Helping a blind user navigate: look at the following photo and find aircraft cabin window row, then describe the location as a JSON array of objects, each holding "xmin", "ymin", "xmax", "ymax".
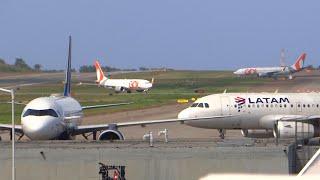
[
  {"xmin": 234, "ymin": 104, "xmax": 320, "ymax": 109},
  {"xmin": 190, "ymin": 103, "xmax": 209, "ymax": 108},
  {"xmin": 23, "ymin": 109, "xmax": 59, "ymax": 117}
]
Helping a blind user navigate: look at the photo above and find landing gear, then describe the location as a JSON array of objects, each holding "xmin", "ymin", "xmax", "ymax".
[
  {"xmin": 218, "ymin": 129, "xmax": 226, "ymax": 139},
  {"xmin": 288, "ymin": 74, "xmax": 293, "ymax": 80}
]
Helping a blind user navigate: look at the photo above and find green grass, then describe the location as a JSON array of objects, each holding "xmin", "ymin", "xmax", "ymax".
[{"xmin": 0, "ymin": 70, "xmax": 271, "ymax": 124}]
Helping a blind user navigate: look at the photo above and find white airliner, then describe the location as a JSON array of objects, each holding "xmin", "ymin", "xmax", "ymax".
[
  {"xmin": 94, "ymin": 60, "xmax": 153, "ymax": 93},
  {"xmin": 178, "ymin": 92, "xmax": 320, "ymax": 139},
  {"xmin": 233, "ymin": 53, "xmax": 307, "ymax": 79}
]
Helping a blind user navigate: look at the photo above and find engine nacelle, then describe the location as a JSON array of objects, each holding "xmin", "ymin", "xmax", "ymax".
[
  {"xmin": 98, "ymin": 129, "xmax": 125, "ymax": 140},
  {"xmin": 274, "ymin": 121, "xmax": 319, "ymax": 139},
  {"xmin": 241, "ymin": 129, "xmax": 274, "ymax": 138},
  {"xmin": 114, "ymin": 86, "xmax": 125, "ymax": 93}
]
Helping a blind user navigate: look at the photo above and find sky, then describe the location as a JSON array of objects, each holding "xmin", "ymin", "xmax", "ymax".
[{"xmin": 0, "ymin": 0, "xmax": 319, "ymax": 70}]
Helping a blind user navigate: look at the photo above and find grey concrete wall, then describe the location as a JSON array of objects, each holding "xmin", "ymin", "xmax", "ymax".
[{"xmin": 0, "ymin": 145, "xmax": 288, "ymax": 180}]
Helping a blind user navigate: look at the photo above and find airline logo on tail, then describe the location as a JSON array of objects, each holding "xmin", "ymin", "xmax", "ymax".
[
  {"xmin": 94, "ymin": 60, "xmax": 107, "ymax": 84},
  {"xmin": 291, "ymin": 53, "xmax": 307, "ymax": 71}
]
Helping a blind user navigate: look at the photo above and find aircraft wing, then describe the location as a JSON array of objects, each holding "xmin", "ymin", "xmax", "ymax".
[
  {"xmin": 82, "ymin": 102, "xmax": 133, "ymax": 110},
  {"xmin": 0, "ymin": 124, "xmax": 23, "ymax": 134},
  {"xmin": 72, "ymin": 115, "xmax": 232, "ymax": 135},
  {"xmin": 77, "ymin": 82, "xmax": 98, "ymax": 86}
]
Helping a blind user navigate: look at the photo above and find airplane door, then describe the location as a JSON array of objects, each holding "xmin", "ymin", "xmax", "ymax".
[{"xmin": 220, "ymin": 96, "xmax": 231, "ymax": 115}]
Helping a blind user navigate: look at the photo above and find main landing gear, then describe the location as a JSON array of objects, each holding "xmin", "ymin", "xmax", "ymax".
[{"xmin": 218, "ymin": 129, "xmax": 226, "ymax": 139}]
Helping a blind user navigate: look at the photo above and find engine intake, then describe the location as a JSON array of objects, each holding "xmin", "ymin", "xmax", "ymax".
[
  {"xmin": 273, "ymin": 121, "xmax": 320, "ymax": 139},
  {"xmin": 98, "ymin": 130, "xmax": 124, "ymax": 140},
  {"xmin": 241, "ymin": 129, "xmax": 274, "ymax": 138}
]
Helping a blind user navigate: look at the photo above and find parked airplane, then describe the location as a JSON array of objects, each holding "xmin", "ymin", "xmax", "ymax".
[
  {"xmin": 178, "ymin": 92, "xmax": 320, "ymax": 139},
  {"xmin": 233, "ymin": 53, "xmax": 307, "ymax": 79},
  {"xmin": 94, "ymin": 60, "xmax": 153, "ymax": 93},
  {"xmin": 0, "ymin": 36, "xmax": 222, "ymax": 140}
]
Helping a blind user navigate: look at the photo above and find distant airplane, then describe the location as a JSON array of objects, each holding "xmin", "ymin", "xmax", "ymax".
[
  {"xmin": 233, "ymin": 53, "xmax": 307, "ymax": 79},
  {"xmin": 178, "ymin": 91, "xmax": 320, "ymax": 139},
  {"xmin": 94, "ymin": 60, "xmax": 153, "ymax": 93}
]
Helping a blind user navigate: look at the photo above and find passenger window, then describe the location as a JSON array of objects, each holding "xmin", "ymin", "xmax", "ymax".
[
  {"xmin": 248, "ymin": 105, "xmax": 251, "ymax": 108},
  {"xmin": 266, "ymin": 104, "xmax": 269, "ymax": 108},
  {"xmin": 198, "ymin": 103, "xmax": 204, "ymax": 108},
  {"xmin": 303, "ymin": 104, "xmax": 306, "ymax": 108},
  {"xmin": 298, "ymin": 104, "xmax": 301, "ymax": 107},
  {"xmin": 284, "ymin": 104, "xmax": 287, "ymax": 108},
  {"xmin": 317, "ymin": 104, "xmax": 319, "ymax": 108},
  {"xmin": 204, "ymin": 103, "xmax": 209, "ymax": 108},
  {"xmin": 307, "ymin": 104, "xmax": 310, "ymax": 108},
  {"xmin": 234, "ymin": 105, "xmax": 237, "ymax": 108},
  {"xmin": 291, "ymin": 104, "xmax": 293, "ymax": 108}
]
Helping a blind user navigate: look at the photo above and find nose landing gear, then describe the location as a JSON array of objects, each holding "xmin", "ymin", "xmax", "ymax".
[{"xmin": 218, "ymin": 129, "xmax": 226, "ymax": 139}]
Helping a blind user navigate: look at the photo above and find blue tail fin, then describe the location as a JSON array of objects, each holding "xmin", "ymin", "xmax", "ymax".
[{"xmin": 63, "ymin": 36, "xmax": 72, "ymax": 96}]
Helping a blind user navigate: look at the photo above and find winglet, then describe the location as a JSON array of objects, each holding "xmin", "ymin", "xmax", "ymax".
[
  {"xmin": 291, "ymin": 53, "xmax": 307, "ymax": 71},
  {"xmin": 94, "ymin": 60, "xmax": 107, "ymax": 84},
  {"xmin": 63, "ymin": 36, "xmax": 72, "ymax": 97}
]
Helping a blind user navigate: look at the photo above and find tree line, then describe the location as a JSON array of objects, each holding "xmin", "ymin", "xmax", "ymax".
[
  {"xmin": 0, "ymin": 57, "xmax": 173, "ymax": 73},
  {"xmin": 0, "ymin": 58, "xmax": 42, "ymax": 72}
]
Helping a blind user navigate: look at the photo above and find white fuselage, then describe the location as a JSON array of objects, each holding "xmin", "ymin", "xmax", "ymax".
[
  {"xmin": 178, "ymin": 93, "xmax": 320, "ymax": 129},
  {"xmin": 21, "ymin": 96, "xmax": 83, "ymax": 140},
  {"xmin": 100, "ymin": 79, "xmax": 152, "ymax": 92},
  {"xmin": 233, "ymin": 67, "xmax": 290, "ymax": 77}
]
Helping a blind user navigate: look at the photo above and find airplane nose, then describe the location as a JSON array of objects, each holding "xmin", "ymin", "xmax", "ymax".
[
  {"xmin": 178, "ymin": 109, "xmax": 190, "ymax": 119},
  {"xmin": 22, "ymin": 117, "xmax": 63, "ymax": 140}
]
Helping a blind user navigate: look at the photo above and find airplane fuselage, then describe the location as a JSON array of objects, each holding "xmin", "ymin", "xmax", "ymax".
[
  {"xmin": 100, "ymin": 78, "xmax": 153, "ymax": 92},
  {"xmin": 178, "ymin": 93, "xmax": 320, "ymax": 130},
  {"xmin": 233, "ymin": 66, "xmax": 292, "ymax": 77}
]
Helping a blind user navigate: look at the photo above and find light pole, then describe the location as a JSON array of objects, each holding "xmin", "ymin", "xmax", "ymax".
[{"xmin": 0, "ymin": 88, "xmax": 15, "ymax": 180}]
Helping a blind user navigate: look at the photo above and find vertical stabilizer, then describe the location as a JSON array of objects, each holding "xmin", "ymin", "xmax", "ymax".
[
  {"xmin": 291, "ymin": 53, "xmax": 307, "ymax": 71},
  {"xmin": 63, "ymin": 36, "xmax": 72, "ymax": 96},
  {"xmin": 94, "ymin": 60, "xmax": 108, "ymax": 84}
]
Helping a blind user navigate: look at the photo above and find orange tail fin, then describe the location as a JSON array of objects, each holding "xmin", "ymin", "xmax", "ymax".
[{"xmin": 94, "ymin": 60, "xmax": 107, "ymax": 83}]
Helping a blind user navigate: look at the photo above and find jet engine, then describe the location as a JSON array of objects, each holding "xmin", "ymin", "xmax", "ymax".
[
  {"xmin": 273, "ymin": 121, "xmax": 320, "ymax": 139},
  {"xmin": 241, "ymin": 129, "xmax": 274, "ymax": 138},
  {"xmin": 98, "ymin": 129, "xmax": 124, "ymax": 140},
  {"xmin": 114, "ymin": 86, "xmax": 125, "ymax": 93}
]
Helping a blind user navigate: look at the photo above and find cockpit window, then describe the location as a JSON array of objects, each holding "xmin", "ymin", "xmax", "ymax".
[
  {"xmin": 204, "ymin": 103, "xmax": 209, "ymax": 108},
  {"xmin": 191, "ymin": 103, "xmax": 198, "ymax": 107},
  {"xmin": 23, "ymin": 109, "xmax": 59, "ymax": 117},
  {"xmin": 198, "ymin": 103, "xmax": 204, "ymax": 108}
]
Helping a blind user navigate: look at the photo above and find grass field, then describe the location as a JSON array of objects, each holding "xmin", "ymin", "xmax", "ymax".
[{"xmin": 0, "ymin": 70, "xmax": 270, "ymax": 124}]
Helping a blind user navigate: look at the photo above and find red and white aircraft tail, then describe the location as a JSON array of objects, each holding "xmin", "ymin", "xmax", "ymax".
[
  {"xmin": 94, "ymin": 60, "xmax": 108, "ymax": 84},
  {"xmin": 291, "ymin": 53, "xmax": 307, "ymax": 71}
]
